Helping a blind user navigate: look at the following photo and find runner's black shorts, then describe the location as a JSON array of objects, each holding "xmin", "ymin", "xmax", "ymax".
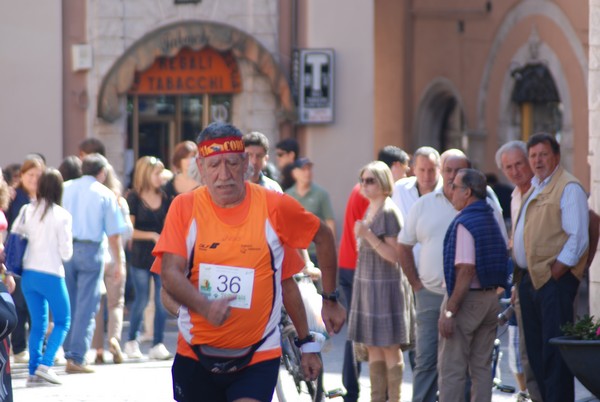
[{"xmin": 172, "ymin": 354, "xmax": 279, "ymax": 402}]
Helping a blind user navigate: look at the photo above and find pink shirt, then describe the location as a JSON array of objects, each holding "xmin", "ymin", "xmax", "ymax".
[{"xmin": 455, "ymin": 223, "xmax": 482, "ymax": 289}]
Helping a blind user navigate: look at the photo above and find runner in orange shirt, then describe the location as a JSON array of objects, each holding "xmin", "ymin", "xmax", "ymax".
[{"xmin": 153, "ymin": 122, "xmax": 345, "ymax": 402}]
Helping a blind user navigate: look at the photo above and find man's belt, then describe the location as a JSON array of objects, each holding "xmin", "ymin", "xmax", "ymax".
[
  {"xmin": 73, "ymin": 238, "xmax": 100, "ymax": 244},
  {"xmin": 469, "ymin": 286, "xmax": 498, "ymax": 292}
]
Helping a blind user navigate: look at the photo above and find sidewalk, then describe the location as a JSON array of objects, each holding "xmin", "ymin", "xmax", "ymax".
[{"xmin": 12, "ymin": 316, "xmax": 599, "ymax": 402}]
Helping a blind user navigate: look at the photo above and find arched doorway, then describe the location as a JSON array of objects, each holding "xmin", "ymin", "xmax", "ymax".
[{"xmin": 415, "ymin": 79, "xmax": 467, "ymax": 152}]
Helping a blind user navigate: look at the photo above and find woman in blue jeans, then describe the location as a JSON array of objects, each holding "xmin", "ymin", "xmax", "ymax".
[
  {"xmin": 14, "ymin": 168, "xmax": 73, "ymax": 385},
  {"xmin": 124, "ymin": 156, "xmax": 171, "ymax": 360}
]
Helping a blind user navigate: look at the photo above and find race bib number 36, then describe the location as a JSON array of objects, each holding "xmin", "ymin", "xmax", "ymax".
[{"xmin": 198, "ymin": 264, "xmax": 255, "ymax": 309}]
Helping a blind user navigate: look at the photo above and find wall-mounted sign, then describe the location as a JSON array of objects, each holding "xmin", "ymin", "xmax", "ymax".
[
  {"xmin": 129, "ymin": 47, "xmax": 241, "ymax": 95},
  {"xmin": 293, "ymin": 49, "xmax": 334, "ymax": 124}
]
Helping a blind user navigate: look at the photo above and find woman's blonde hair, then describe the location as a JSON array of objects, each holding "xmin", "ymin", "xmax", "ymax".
[
  {"xmin": 102, "ymin": 164, "xmax": 123, "ymax": 197},
  {"xmin": 133, "ymin": 156, "xmax": 164, "ymax": 194},
  {"xmin": 359, "ymin": 161, "xmax": 394, "ymax": 197}
]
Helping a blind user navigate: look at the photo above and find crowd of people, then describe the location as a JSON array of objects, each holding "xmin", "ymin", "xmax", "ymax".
[{"xmin": 0, "ymin": 123, "xmax": 595, "ymax": 402}]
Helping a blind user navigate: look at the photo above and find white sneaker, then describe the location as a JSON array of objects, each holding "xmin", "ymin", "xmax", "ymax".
[
  {"xmin": 35, "ymin": 364, "xmax": 62, "ymax": 384},
  {"xmin": 13, "ymin": 350, "xmax": 29, "ymax": 364},
  {"xmin": 26, "ymin": 375, "xmax": 45, "ymax": 388},
  {"xmin": 148, "ymin": 343, "xmax": 172, "ymax": 360},
  {"xmin": 54, "ymin": 346, "xmax": 66, "ymax": 365},
  {"xmin": 124, "ymin": 340, "xmax": 143, "ymax": 359}
]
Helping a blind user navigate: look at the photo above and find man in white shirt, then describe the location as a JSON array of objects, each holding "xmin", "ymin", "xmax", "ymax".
[
  {"xmin": 496, "ymin": 140, "xmax": 541, "ymax": 402},
  {"xmin": 392, "ymin": 146, "xmax": 442, "ymax": 222},
  {"xmin": 398, "ymin": 149, "xmax": 506, "ymax": 402}
]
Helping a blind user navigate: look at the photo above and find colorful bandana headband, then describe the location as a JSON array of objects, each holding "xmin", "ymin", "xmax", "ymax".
[{"xmin": 198, "ymin": 136, "xmax": 245, "ymax": 157}]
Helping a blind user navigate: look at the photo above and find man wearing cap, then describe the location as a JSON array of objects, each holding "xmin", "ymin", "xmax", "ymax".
[
  {"xmin": 155, "ymin": 122, "xmax": 345, "ymax": 402},
  {"xmin": 285, "ymin": 157, "xmax": 336, "ymax": 266}
]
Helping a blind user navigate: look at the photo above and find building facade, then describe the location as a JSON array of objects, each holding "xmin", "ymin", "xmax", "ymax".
[{"xmin": 2, "ymin": 1, "xmax": 598, "ymax": 315}]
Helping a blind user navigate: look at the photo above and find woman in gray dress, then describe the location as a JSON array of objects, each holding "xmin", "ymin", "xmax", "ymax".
[{"xmin": 348, "ymin": 160, "xmax": 408, "ymax": 402}]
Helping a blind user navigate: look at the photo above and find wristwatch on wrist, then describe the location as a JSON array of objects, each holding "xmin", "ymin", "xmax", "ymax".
[
  {"xmin": 444, "ymin": 309, "xmax": 454, "ymax": 319},
  {"xmin": 321, "ymin": 289, "xmax": 340, "ymax": 302},
  {"xmin": 294, "ymin": 334, "xmax": 315, "ymax": 348}
]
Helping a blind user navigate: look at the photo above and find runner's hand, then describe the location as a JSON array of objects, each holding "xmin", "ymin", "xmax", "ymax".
[
  {"xmin": 205, "ymin": 295, "xmax": 236, "ymax": 327},
  {"xmin": 300, "ymin": 352, "xmax": 322, "ymax": 381},
  {"xmin": 321, "ymin": 300, "xmax": 346, "ymax": 335}
]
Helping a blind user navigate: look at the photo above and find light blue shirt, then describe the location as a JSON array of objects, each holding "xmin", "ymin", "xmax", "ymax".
[
  {"xmin": 513, "ymin": 167, "xmax": 589, "ymax": 268},
  {"xmin": 62, "ymin": 175, "xmax": 126, "ymax": 242}
]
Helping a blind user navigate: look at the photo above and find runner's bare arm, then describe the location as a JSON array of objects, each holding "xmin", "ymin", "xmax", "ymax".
[
  {"xmin": 282, "ymin": 277, "xmax": 310, "ymax": 339},
  {"xmin": 160, "ymin": 287, "xmax": 181, "ymax": 317},
  {"xmin": 161, "ymin": 252, "xmax": 234, "ymax": 326},
  {"xmin": 312, "ymin": 220, "xmax": 346, "ymax": 334},
  {"xmin": 282, "ymin": 277, "xmax": 322, "ymax": 381}
]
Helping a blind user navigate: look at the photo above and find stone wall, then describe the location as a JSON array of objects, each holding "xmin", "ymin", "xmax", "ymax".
[{"xmin": 85, "ymin": 0, "xmax": 280, "ymax": 177}]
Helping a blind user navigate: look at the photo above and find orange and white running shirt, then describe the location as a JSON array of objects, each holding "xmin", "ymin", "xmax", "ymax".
[{"xmin": 152, "ymin": 182, "xmax": 319, "ymax": 364}]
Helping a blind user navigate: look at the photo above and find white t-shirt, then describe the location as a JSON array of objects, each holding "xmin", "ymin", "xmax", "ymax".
[
  {"xmin": 392, "ymin": 176, "xmax": 443, "ymax": 269},
  {"xmin": 398, "ymin": 189, "xmax": 457, "ymax": 294},
  {"xmin": 398, "ymin": 188, "xmax": 507, "ymax": 294}
]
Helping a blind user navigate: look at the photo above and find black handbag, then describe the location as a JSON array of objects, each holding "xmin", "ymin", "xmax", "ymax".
[{"xmin": 4, "ymin": 206, "xmax": 28, "ymax": 276}]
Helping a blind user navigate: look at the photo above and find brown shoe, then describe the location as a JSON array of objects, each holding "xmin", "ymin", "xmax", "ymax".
[
  {"xmin": 66, "ymin": 359, "xmax": 95, "ymax": 374},
  {"xmin": 94, "ymin": 353, "xmax": 105, "ymax": 365},
  {"xmin": 109, "ymin": 337, "xmax": 124, "ymax": 364}
]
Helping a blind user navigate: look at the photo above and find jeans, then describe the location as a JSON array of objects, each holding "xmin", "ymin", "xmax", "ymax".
[
  {"xmin": 22, "ymin": 270, "xmax": 71, "ymax": 375},
  {"xmin": 63, "ymin": 242, "xmax": 104, "ymax": 365},
  {"xmin": 519, "ymin": 270, "xmax": 578, "ymax": 402},
  {"xmin": 412, "ymin": 288, "xmax": 444, "ymax": 402},
  {"xmin": 339, "ymin": 268, "xmax": 361, "ymax": 402},
  {"xmin": 128, "ymin": 267, "xmax": 166, "ymax": 345}
]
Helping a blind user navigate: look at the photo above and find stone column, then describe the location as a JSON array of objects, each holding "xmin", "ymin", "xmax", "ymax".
[{"xmin": 588, "ymin": 0, "xmax": 600, "ymax": 318}]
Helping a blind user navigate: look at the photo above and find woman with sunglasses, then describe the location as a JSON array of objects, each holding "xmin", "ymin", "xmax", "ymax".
[
  {"xmin": 124, "ymin": 156, "xmax": 172, "ymax": 361},
  {"xmin": 348, "ymin": 161, "xmax": 410, "ymax": 402}
]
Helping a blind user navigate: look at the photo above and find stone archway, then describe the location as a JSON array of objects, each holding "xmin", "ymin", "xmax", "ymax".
[
  {"xmin": 415, "ymin": 78, "xmax": 466, "ymax": 152},
  {"xmin": 97, "ymin": 20, "xmax": 295, "ymax": 123}
]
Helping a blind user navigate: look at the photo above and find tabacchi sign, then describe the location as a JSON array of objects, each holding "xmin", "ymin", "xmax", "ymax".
[
  {"xmin": 129, "ymin": 47, "xmax": 241, "ymax": 95},
  {"xmin": 293, "ymin": 49, "xmax": 335, "ymax": 124}
]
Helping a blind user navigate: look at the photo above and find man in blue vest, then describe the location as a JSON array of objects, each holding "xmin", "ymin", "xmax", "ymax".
[{"xmin": 438, "ymin": 168, "xmax": 508, "ymax": 402}]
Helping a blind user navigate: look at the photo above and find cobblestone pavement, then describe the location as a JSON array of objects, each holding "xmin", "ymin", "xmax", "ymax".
[{"xmin": 11, "ymin": 318, "xmax": 598, "ymax": 402}]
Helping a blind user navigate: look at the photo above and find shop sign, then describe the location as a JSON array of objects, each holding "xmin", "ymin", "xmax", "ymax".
[
  {"xmin": 293, "ymin": 49, "xmax": 334, "ymax": 124},
  {"xmin": 129, "ymin": 47, "xmax": 241, "ymax": 95}
]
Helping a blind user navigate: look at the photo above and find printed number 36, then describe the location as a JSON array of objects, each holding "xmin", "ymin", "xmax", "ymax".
[{"xmin": 217, "ymin": 275, "xmax": 242, "ymax": 294}]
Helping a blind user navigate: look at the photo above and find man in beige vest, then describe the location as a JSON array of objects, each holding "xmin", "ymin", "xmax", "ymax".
[{"xmin": 512, "ymin": 133, "xmax": 589, "ymax": 402}]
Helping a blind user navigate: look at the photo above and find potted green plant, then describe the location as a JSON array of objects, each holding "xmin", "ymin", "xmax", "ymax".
[{"xmin": 549, "ymin": 315, "xmax": 600, "ymax": 398}]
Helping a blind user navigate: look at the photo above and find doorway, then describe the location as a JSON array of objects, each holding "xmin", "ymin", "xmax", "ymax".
[{"xmin": 126, "ymin": 93, "xmax": 232, "ymax": 177}]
